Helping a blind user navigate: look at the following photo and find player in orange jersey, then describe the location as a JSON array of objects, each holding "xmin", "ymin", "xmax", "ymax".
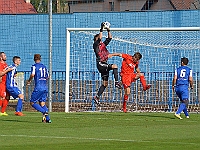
[
  {"xmin": 0, "ymin": 52, "xmax": 13, "ymax": 116},
  {"xmin": 109, "ymin": 52, "xmax": 151, "ymax": 112}
]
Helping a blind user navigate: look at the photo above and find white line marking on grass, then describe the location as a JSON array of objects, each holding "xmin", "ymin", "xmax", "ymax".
[
  {"xmin": 186, "ymin": 121, "xmax": 198, "ymax": 122},
  {"xmin": 96, "ymin": 118, "xmax": 110, "ymax": 120},
  {"xmin": 64, "ymin": 117, "xmax": 109, "ymax": 120},
  {"xmin": 64, "ymin": 117, "xmax": 170, "ymax": 122},
  {"xmin": 0, "ymin": 135, "xmax": 198, "ymax": 145},
  {"xmin": 64, "ymin": 117, "xmax": 80, "ymax": 119},
  {"xmin": 0, "ymin": 134, "xmax": 144, "ymax": 142}
]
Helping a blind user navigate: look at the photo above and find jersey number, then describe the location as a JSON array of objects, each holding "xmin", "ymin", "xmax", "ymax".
[
  {"xmin": 39, "ymin": 67, "xmax": 46, "ymax": 78},
  {"xmin": 180, "ymin": 69, "xmax": 186, "ymax": 77}
]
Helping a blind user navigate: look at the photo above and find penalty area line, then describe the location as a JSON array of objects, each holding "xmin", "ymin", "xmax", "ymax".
[
  {"xmin": 0, "ymin": 134, "xmax": 198, "ymax": 145},
  {"xmin": 0, "ymin": 134, "xmax": 140, "ymax": 143}
]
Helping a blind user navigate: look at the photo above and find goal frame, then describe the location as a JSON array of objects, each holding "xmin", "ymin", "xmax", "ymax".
[{"xmin": 65, "ymin": 27, "xmax": 200, "ymax": 113}]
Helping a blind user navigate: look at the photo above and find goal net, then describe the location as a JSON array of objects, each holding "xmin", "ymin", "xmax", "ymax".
[{"xmin": 65, "ymin": 27, "xmax": 200, "ymax": 113}]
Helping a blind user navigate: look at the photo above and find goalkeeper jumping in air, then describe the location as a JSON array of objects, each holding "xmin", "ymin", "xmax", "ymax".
[
  {"xmin": 109, "ymin": 52, "xmax": 151, "ymax": 112},
  {"xmin": 93, "ymin": 22, "xmax": 122, "ymax": 106}
]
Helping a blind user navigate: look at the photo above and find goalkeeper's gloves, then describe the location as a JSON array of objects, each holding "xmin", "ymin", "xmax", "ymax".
[{"xmin": 100, "ymin": 22, "xmax": 104, "ymax": 32}]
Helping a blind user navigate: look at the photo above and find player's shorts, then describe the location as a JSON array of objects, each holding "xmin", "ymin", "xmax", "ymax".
[
  {"xmin": 0, "ymin": 84, "xmax": 6, "ymax": 98},
  {"xmin": 175, "ymin": 85, "xmax": 189, "ymax": 101},
  {"xmin": 97, "ymin": 61, "xmax": 113, "ymax": 81},
  {"xmin": 6, "ymin": 87, "xmax": 22, "ymax": 99},
  {"xmin": 30, "ymin": 90, "xmax": 48, "ymax": 103},
  {"xmin": 121, "ymin": 74, "xmax": 136, "ymax": 89}
]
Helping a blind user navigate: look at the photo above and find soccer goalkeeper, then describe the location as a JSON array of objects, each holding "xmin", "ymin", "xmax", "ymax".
[
  {"xmin": 109, "ymin": 52, "xmax": 151, "ymax": 112},
  {"xmin": 93, "ymin": 22, "xmax": 122, "ymax": 105}
]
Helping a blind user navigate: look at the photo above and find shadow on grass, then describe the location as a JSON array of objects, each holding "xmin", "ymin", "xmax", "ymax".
[
  {"xmin": 0, "ymin": 119, "xmax": 42, "ymax": 123},
  {"xmin": 134, "ymin": 114, "xmax": 175, "ymax": 119},
  {"xmin": 73, "ymin": 112, "xmax": 176, "ymax": 119}
]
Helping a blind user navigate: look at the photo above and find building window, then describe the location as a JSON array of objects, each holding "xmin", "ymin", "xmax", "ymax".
[
  {"xmin": 142, "ymin": 0, "xmax": 158, "ymax": 10},
  {"xmin": 109, "ymin": 2, "xmax": 114, "ymax": 11}
]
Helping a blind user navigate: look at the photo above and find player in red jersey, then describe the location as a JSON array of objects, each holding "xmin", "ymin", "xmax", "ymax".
[
  {"xmin": 109, "ymin": 52, "xmax": 151, "ymax": 112},
  {"xmin": 0, "ymin": 52, "xmax": 13, "ymax": 116}
]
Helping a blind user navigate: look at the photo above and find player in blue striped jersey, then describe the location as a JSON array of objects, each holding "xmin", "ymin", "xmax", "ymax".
[
  {"xmin": 172, "ymin": 57, "xmax": 193, "ymax": 119},
  {"xmin": 27, "ymin": 54, "xmax": 51, "ymax": 123},
  {"xmin": 6, "ymin": 56, "xmax": 25, "ymax": 116}
]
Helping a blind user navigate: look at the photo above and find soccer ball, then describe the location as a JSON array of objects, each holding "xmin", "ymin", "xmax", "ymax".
[{"xmin": 103, "ymin": 21, "xmax": 111, "ymax": 29}]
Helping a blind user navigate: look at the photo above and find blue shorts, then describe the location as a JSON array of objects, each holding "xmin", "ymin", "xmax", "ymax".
[
  {"xmin": 175, "ymin": 85, "xmax": 189, "ymax": 101},
  {"xmin": 7, "ymin": 87, "xmax": 22, "ymax": 99},
  {"xmin": 30, "ymin": 90, "xmax": 48, "ymax": 103}
]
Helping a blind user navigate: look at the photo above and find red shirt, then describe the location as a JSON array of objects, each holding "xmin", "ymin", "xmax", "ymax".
[
  {"xmin": 0, "ymin": 61, "xmax": 8, "ymax": 85},
  {"xmin": 120, "ymin": 54, "xmax": 139, "ymax": 75}
]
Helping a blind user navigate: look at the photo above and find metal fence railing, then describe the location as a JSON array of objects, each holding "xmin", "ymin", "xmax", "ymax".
[{"xmin": 21, "ymin": 71, "xmax": 199, "ymax": 112}]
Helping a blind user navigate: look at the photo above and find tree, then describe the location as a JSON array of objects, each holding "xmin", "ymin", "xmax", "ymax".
[{"xmin": 31, "ymin": 0, "xmax": 58, "ymax": 13}]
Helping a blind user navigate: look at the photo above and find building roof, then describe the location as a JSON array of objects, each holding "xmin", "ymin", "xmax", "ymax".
[
  {"xmin": 170, "ymin": 0, "xmax": 193, "ymax": 10},
  {"xmin": 0, "ymin": 0, "xmax": 37, "ymax": 14}
]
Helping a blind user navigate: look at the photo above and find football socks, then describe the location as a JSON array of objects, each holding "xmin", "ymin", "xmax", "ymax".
[
  {"xmin": 16, "ymin": 98, "xmax": 23, "ymax": 112},
  {"xmin": 32, "ymin": 103, "xmax": 46, "ymax": 114}
]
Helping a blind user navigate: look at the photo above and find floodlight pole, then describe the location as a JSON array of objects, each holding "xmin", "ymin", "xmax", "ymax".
[{"xmin": 48, "ymin": 0, "xmax": 53, "ymax": 112}]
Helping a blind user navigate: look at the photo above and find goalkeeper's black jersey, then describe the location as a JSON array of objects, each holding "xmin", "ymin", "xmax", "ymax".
[{"xmin": 93, "ymin": 38, "xmax": 111, "ymax": 62}]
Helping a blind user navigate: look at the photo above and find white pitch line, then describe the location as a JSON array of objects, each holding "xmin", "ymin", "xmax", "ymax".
[
  {"xmin": 64, "ymin": 117, "xmax": 170, "ymax": 122},
  {"xmin": 0, "ymin": 134, "xmax": 199, "ymax": 145},
  {"xmin": 0, "ymin": 134, "xmax": 143, "ymax": 142}
]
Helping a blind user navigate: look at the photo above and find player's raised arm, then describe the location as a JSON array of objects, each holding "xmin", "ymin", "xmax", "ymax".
[
  {"xmin": 100, "ymin": 22, "xmax": 112, "ymax": 39},
  {"xmin": 99, "ymin": 22, "xmax": 104, "ymax": 40},
  {"xmin": 98, "ymin": 22, "xmax": 111, "ymax": 46},
  {"xmin": 107, "ymin": 25, "xmax": 112, "ymax": 39},
  {"xmin": 93, "ymin": 22, "xmax": 104, "ymax": 42}
]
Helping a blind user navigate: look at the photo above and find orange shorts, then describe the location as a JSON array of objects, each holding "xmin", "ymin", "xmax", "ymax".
[{"xmin": 121, "ymin": 74, "xmax": 136, "ymax": 89}]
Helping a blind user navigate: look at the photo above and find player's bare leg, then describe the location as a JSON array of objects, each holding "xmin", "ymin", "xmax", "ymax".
[
  {"xmin": 135, "ymin": 73, "xmax": 151, "ymax": 91},
  {"xmin": 123, "ymin": 87, "xmax": 130, "ymax": 113},
  {"xmin": 0, "ymin": 97, "xmax": 4, "ymax": 116},
  {"xmin": 1, "ymin": 99, "xmax": 9, "ymax": 116},
  {"xmin": 0, "ymin": 99, "xmax": 2, "ymax": 108}
]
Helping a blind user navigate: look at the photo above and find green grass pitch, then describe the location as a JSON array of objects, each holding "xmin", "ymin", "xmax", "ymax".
[{"xmin": 0, "ymin": 111, "xmax": 200, "ymax": 150}]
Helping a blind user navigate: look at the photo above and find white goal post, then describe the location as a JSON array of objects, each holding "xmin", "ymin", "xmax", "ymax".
[{"xmin": 65, "ymin": 27, "xmax": 200, "ymax": 113}]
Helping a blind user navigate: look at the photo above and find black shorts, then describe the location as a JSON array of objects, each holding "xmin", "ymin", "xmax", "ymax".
[{"xmin": 97, "ymin": 61, "xmax": 113, "ymax": 81}]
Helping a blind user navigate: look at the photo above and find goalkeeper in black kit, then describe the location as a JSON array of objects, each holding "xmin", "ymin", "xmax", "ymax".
[{"xmin": 93, "ymin": 22, "xmax": 122, "ymax": 106}]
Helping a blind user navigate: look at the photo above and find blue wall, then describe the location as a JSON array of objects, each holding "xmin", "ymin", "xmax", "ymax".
[{"xmin": 0, "ymin": 10, "xmax": 199, "ymax": 71}]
